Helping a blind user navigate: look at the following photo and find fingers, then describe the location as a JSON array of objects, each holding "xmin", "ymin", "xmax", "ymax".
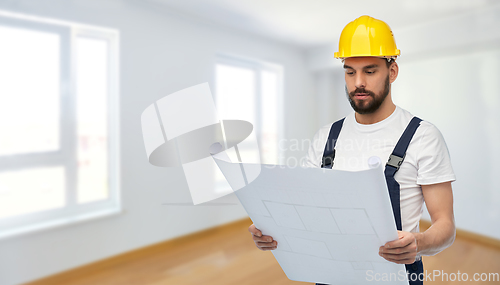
[
  {"xmin": 379, "ymin": 231, "xmax": 418, "ymax": 264},
  {"xmin": 255, "ymin": 240, "xmax": 278, "ymax": 251},
  {"xmin": 379, "ymin": 243, "xmax": 417, "ymax": 255},
  {"xmin": 248, "ymin": 224, "xmax": 277, "ymax": 251},
  {"xmin": 248, "ymin": 224, "xmax": 262, "ymax": 237},
  {"xmin": 380, "ymin": 254, "xmax": 416, "ymax": 264},
  {"xmin": 382, "ymin": 231, "xmax": 416, "ymax": 250},
  {"xmin": 380, "ymin": 251, "xmax": 415, "ymax": 260},
  {"xmin": 384, "ymin": 235, "xmax": 412, "ymax": 249},
  {"xmin": 254, "ymin": 236, "xmax": 277, "ymax": 251},
  {"xmin": 252, "ymin": 234, "xmax": 273, "ymax": 243},
  {"xmin": 379, "ymin": 246, "xmax": 417, "ymax": 264}
]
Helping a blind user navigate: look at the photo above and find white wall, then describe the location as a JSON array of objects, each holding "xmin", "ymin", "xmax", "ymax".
[
  {"xmin": 313, "ymin": 69, "xmax": 350, "ymax": 128},
  {"xmin": 394, "ymin": 48, "xmax": 500, "ymax": 239},
  {"xmin": 307, "ymin": 5, "xmax": 500, "ymax": 240},
  {"xmin": 0, "ymin": 1, "xmax": 315, "ymax": 284},
  {"xmin": 393, "ymin": 6, "xmax": 500, "ymax": 240}
]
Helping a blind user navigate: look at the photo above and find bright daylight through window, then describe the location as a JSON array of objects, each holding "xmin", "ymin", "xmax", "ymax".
[
  {"xmin": 214, "ymin": 55, "xmax": 283, "ymax": 191},
  {"xmin": 0, "ymin": 11, "xmax": 120, "ymax": 238}
]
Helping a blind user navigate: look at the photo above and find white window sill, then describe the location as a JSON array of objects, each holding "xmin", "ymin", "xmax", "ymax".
[{"xmin": 0, "ymin": 207, "xmax": 123, "ymax": 241}]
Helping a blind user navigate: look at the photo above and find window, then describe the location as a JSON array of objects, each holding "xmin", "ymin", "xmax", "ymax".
[
  {"xmin": 214, "ymin": 54, "xmax": 284, "ymax": 190},
  {"xmin": 0, "ymin": 11, "xmax": 120, "ymax": 239}
]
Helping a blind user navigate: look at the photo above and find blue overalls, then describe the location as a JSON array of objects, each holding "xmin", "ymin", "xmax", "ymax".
[{"xmin": 316, "ymin": 117, "xmax": 424, "ymax": 285}]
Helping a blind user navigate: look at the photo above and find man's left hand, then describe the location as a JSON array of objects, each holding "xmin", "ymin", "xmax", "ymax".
[{"xmin": 379, "ymin": 231, "xmax": 418, "ymax": 264}]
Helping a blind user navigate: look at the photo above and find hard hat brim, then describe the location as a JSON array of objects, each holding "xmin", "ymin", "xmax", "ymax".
[{"xmin": 334, "ymin": 49, "xmax": 401, "ymax": 59}]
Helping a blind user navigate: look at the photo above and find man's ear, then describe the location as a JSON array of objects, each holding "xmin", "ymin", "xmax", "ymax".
[{"xmin": 389, "ymin": 62, "xmax": 399, "ymax": 83}]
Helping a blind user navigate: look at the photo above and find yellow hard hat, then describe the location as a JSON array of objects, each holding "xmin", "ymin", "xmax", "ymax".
[{"xmin": 334, "ymin": 15, "xmax": 400, "ymax": 59}]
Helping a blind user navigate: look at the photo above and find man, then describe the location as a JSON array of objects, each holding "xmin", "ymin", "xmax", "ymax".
[{"xmin": 248, "ymin": 15, "xmax": 456, "ymax": 284}]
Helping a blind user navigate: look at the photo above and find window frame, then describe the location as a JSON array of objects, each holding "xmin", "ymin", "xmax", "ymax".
[
  {"xmin": 0, "ymin": 11, "xmax": 121, "ymax": 240},
  {"xmin": 213, "ymin": 53, "xmax": 285, "ymax": 165}
]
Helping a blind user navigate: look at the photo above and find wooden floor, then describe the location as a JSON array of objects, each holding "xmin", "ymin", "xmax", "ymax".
[{"xmin": 26, "ymin": 218, "xmax": 500, "ymax": 285}]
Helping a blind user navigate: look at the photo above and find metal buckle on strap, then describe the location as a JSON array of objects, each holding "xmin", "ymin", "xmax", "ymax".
[
  {"xmin": 386, "ymin": 153, "xmax": 405, "ymax": 170},
  {"xmin": 321, "ymin": 150, "xmax": 335, "ymax": 168}
]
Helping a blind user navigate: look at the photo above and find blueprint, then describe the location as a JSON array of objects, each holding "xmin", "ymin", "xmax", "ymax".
[{"xmin": 211, "ymin": 147, "xmax": 408, "ymax": 284}]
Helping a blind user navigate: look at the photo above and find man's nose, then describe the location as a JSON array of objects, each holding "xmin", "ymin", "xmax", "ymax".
[{"xmin": 355, "ymin": 73, "xmax": 366, "ymax": 89}]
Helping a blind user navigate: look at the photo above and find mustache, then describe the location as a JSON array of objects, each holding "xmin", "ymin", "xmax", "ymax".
[{"xmin": 349, "ymin": 88, "xmax": 375, "ymax": 97}]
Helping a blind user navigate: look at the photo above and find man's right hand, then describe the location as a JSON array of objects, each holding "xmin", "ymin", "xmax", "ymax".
[{"xmin": 248, "ymin": 224, "xmax": 277, "ymax": 251}]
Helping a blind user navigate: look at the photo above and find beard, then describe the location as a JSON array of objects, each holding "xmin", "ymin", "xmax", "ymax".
[{"xmin": 345, "ymin": 75, "xmax": 390, "ymax": 114}]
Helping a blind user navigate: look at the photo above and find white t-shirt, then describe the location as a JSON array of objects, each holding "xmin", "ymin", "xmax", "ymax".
[{"xmin": 303, "ymin": 106, "xmax": 456, "ymax": 233}]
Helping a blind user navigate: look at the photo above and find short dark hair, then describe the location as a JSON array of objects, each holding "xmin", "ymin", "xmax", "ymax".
[{"xmin": 385, "ymin": 59, "xmax": 395, "ymax": 68}]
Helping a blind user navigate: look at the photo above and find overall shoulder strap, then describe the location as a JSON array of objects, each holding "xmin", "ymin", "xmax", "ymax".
[
  {"xmin": 385, "ymin": 116, "xmax": 423, "ymax": 174},
  {"xmin": 321, "ymin": 118, "xmax": 345, "ymax": 169},
  {"xmin": 385, "ymin": 116, "xmax": 423, "ymax": 233}
]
